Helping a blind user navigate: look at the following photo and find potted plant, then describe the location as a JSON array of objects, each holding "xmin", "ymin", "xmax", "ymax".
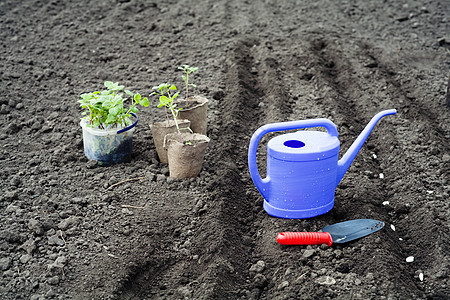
[
  {"xmin": 176, "ymin": 65, "xmax": 209, "ymax": 135},
  {"xmin": 78, "ymin": 81, "xmax": 149, "ymax": 166},
  {"xmin": 149, "ymin": 83, "xmax": 191, "ymax": 164},
  {"xmin": 151, "ymin": 83, "xmax": 209, "ymax": 178},
  {"xmin": 164, "ymin": 131, "xmax": 210, "ymax": 179}
]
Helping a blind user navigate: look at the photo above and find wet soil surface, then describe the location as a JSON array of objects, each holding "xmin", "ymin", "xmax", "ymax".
[{"xmin": 1, "ymin": 0, "xmax": 449, "ymax": 299}]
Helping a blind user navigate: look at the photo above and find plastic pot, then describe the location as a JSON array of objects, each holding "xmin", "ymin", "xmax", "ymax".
[{"xmin": 80, "ymin": 113, "xmax": 138, "ymax": 166}]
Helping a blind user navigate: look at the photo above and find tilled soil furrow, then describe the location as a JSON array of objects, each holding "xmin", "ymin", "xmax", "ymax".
[
  {"xmin": 169, "ymin": 37, "xmax": 266, "ymax": 298},
  {"xmin": 84, "ymin": 4, "xmax": 269, "ymax": 299},
  {"xmin": 356, "ymin": 45, "xmax": 450, "ymax": 297}
]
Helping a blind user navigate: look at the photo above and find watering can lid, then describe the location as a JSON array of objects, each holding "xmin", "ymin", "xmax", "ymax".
[{"xmin": 267, "ymin": 131, "xmax": 340, "ymax": 161}]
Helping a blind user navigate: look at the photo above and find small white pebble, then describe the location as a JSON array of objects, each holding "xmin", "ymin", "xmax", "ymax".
[
  {"xmin": 379, "ymin": 173, "xmax": 384, "ymax": 179},
  {"xmin": 391, "ymin": 224, "xmax": 396, "ymax": 231},
  {"xmin": 419, "ymin": 273, "xmax": 424, "ymax": 281},
  {"xmin": 382, "ymin": 201, "xmax": 390, "ymax": 206},
  {"xmin": 406, "ymin": 256, "xmax": 414, "ymax": 263},
  {"xmin": 426, "ymin": 190, "xmax": 434, "ymax": 194},
  {"xmin": 372, "ymin": 154, "xmax": 377, "ymax": 159},
  {"xmin": 399, "ymin": 238, "xmax": 403, "ymax": 241}
]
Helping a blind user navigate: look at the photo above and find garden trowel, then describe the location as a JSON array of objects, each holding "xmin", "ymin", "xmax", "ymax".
[{"xmin": 277, "ymin": 219, "xmax": 384, "ymax": 246}]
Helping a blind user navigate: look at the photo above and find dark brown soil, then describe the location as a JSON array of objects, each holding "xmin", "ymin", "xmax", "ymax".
[{"xmin": 1, "ymin": 0, "xmax": 449, "ymax": 299}]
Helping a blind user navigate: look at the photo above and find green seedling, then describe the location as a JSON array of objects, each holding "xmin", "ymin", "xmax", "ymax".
[
  {"xmin": 79, "ymin": 81, "xmax": 149, "ymax": 129},
  {"xmin": 178, "ymin": 65, "xmax": 198, "ymax": 99},
  {"xmin": 151, "ymin": 83, "xmax": 180, "ymax": 128},
  {"xmin": 151, "ymin": 83, "xmax": 192, "ymax": 143}
]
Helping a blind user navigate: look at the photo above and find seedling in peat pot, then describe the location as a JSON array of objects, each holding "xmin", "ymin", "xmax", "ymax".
[
  {"xmin": 178, "ymin": 65, "xmax": 198, "ymax": 99},
  {"xmin": 79, "ymin": 81, "xmax": 149, "ymax": 129},
  {"xmin": 151, "ymin": 83, "xmax": 191, "ymax": 143}
]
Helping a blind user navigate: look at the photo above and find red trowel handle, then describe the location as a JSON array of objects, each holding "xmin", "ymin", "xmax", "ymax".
[{"xmin": 277, "ymin": 232, "xmax": 333, "ymax": 246}]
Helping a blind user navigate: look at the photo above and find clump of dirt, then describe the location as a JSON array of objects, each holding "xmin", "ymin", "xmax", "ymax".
[{"xmin": 1, "ymin": 0, "xmax": 449, "ymax": 299}]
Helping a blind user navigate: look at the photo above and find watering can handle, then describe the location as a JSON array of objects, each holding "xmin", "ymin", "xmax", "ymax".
[{"xmin": 248, "ymin": 119, "xmax": 338, "ymax": 199}]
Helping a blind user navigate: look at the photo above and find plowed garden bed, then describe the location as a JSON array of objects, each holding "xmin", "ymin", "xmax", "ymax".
[{"xmin": 1, "ymin": 0, "xmax": 449, "ymax": 299}]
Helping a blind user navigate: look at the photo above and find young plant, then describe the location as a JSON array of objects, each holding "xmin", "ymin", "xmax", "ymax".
[
  {"xmin": 151, "ymin": 83, "xmax": 187, "ymax": 142},
  {"xmin": 178, "ymin": 65, "xmax": 198, "ymax": 99},
  {"xmin": 151, "ymin": 83, "xmax": 180, "ymax": 126},
  {"xmin": 79, "ymin": 81, "xmax": 149, "ymax": 129}
]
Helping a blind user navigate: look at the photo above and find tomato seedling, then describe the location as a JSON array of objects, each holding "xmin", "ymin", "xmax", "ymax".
[
  {"xmin": 178, "ymin": 65, "xmax": 198, "ymax": 99},
  {"xmin": 151, "ymin": 83, "xmax": 192, "ymax": 142}
]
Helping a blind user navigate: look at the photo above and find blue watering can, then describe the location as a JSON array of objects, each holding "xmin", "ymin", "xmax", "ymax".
[{"xmin": 248, "ymin": 109, "xmax": 397, "ymax": 219}]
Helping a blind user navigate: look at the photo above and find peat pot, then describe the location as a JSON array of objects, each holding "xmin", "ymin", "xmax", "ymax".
[
  {"xmin": 164, "ymin": 132, "xmax": 210, "ymax": 179},
  {"xmin": 150, "ymin": 119, "xmax": 191, "ymax": 164},
  {"xmin": 177, "ymin": 95, "xmax": 209, "ymax": 135},
  {"xmin": 248, "ymin": 109, "xmax": 397, "ymax": 219},
  {"xmin": 80, "ymin": 113, "xmax": 138, "ymax": 166}
]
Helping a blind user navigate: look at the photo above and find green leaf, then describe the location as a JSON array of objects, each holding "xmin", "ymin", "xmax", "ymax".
[
  {"xmin": 80, "ymin": 93, "xmax": 92, "ymax": 100},
  {"xmin": 153, "ymin": 83, "xmax": 169, "ymax": 91},
  {"xmin": 101, "ymin": 94, "xmax": 114, "ymax": 101},
  {"xmin": 173, "ymin": 92, "xmax": 180, "ymax": 99},
  {"xmin": 102, "ymin": 100, "xmax": 113, "ymax": 108},
  {"xmin": 109, "ymin": 106, "xmax": 120, "ymax": 116},
  {"xmin": 125, "ymin": 90, "xmax": 134, "ymax": 97},
  {"xmin": 190, "ymin": 83, "xmax": 197, "ymax": 87},
  {"xmin": 159, "ymin": 95, "xmax": 169, "ymax": 102},
  {"xmin": 134, "ymin": 93, "xmax": 142, "ymax": 101},
  {"xmin": 104, "ymin": 81, "xmax": 114, "ymax": 89},
  {"xmin": 105, "ymin": 113, "xmax": 117, "ymax": 124},
  {"xmin": 104, "ymin": 81, "xmax": 124, "ymax": 91},
  {"xmin": 111, "ymin": 94, "xmax": 123, "ymax": 105},
  {"xmin": 140, "ymin": 97, "xmax": 150, "ymax": 107},
  {"xmin": 169, "ymin": 85, "xmax": 177, "ymax": 90},
  {"xmin": 182, "ymin": 75, "xmax": 187, "ymax": 81},
  {"xmin": 93, "ymin": 102, "xmax": 103, "ymax": 109},
  {"xmin": 130, "ymin": 106, "xmax": 139, "ymax": 113}
]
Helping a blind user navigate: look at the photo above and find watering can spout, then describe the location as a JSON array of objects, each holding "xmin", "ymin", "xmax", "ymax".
[{"xmin": 336, "ymin": 109, "xmax": 397, "ymax": 185}]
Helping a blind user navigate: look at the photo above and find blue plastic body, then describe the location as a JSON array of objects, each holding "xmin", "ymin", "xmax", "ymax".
[{"xmin": 248, "ymin": 109, "xmax": 397, "ymax": 219}]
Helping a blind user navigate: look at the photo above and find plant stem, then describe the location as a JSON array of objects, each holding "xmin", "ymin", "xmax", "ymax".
[
  {"xmin": 164, "ymin": 107, "xmax": 170, "ymax": 125},
  {"xmin": 170, "ymin": 108, "xmax": 183, "ymax": 143},
  {"xmin": 185, "ymin": 73, "xmax": 189, "ymax": 99}
]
